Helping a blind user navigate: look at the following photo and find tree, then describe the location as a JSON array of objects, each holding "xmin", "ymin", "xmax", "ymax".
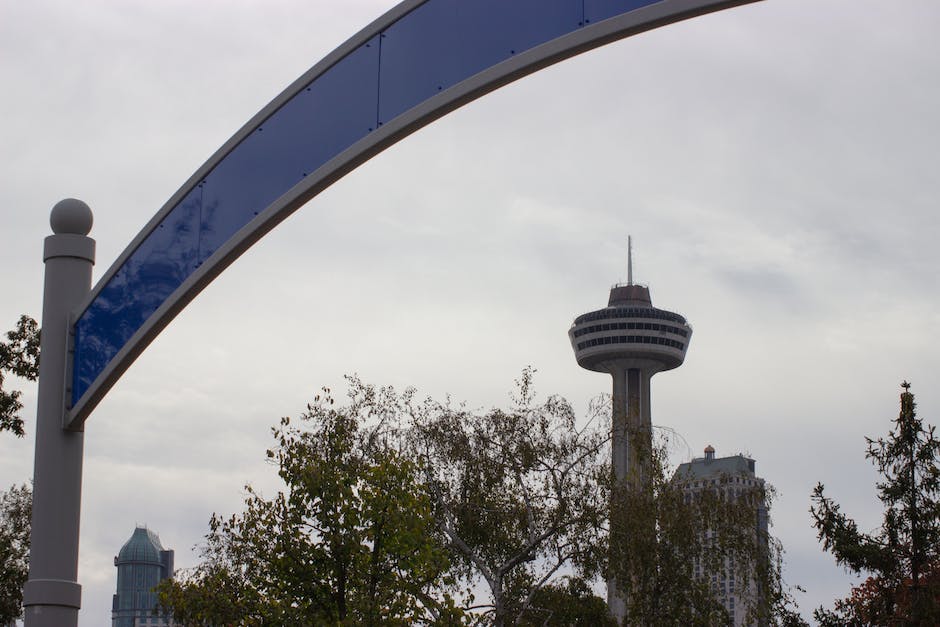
[
  {"xmin": 609, "ymin": 434, "xmax": 805, "ymax": 626},
  {"xmin": 0, "ymin": 483, "xmax": 31, "ymax": 625},
  {"xmin": 161, "ymin": 371, "xmax": 804, "ymax": 625},
  {"xmin": 514, "ymin": 576, "xmax": 616, "ymax": 626},
  {"xmin": 158, "ymin": 382, "xmax": 464, "ymax": 625},
  {"xmin": 0, "ymin": 315, "xmax": 40, "ymax": 437},
  {"xmin": 811, "ymin": 381, "xmax": 940, "ymax": 625},
  {"xmin": 0, "ymin": 315, "xmax": 39, "ymax": 624},
  {"xmin": 409, "ymin": 368, "xmax": 609, "ymax": 627}
]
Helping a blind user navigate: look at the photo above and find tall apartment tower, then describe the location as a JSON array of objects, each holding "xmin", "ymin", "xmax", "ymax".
[
  {"xmin": 674, "ymin": 446, "xmax": 769, "ymax": 626},
  {"xmin": 112, "ymin": 527, "xmax": 175, "ymax": 627},
  {"xmin": 568, "ymin": 239, "xmax": 692, "ymax": 618}
]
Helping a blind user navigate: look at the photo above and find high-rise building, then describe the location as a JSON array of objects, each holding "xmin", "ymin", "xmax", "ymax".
[
  {"xmin": 112, "ymin": 527, "xmax": 175, "ymax": 627},
  {"xmin": 674, "ymin": 446, "xmax": 769, "ymax": 626},
  {"xmin": 568, "ymin": 239, "xmax": 692, "ymax": 619}
]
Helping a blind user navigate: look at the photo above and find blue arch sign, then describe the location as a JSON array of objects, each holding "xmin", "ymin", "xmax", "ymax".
[{"xmin": 67, "ymin": 0, "xmax": 758, "ymax": 426}]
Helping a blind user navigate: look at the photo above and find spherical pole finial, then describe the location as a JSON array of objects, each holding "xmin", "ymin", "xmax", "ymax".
[{"xmin": 50, "ymin": 198, "xmax": 93, "ymax": 235}]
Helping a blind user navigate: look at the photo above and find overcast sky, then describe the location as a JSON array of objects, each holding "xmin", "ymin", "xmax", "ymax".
[{"xmin": 2, "ymin": 0, "xmax": 938, "ymax": 624}]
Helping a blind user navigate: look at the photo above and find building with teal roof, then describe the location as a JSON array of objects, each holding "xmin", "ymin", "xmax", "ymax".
[{"xmin": 112, "ymin": 527, "xmax": 175, "ymax": 627}]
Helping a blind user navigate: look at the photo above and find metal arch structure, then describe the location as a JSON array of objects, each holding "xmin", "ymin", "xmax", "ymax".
[{"xmin": 66, "ymin": 0, "xmax": 759, "ymax": 428}]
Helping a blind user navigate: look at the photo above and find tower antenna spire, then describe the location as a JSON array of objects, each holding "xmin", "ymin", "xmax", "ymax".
[{"xmin": 627, "ymin": 235, "xmax": 633, "ymax": 286}]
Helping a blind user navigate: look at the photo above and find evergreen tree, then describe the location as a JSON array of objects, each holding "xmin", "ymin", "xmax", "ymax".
[{"xmin": 812, "ymin": 382, "xmax": 940, "ymax": 625}]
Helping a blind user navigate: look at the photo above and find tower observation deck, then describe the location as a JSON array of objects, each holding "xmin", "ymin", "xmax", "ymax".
[{"xmin": 568, "ymin": 239, "xmax": 691, "ymax": 618}]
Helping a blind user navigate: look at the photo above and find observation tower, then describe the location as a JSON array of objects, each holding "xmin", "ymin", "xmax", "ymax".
[{"xmin": 568, "ymin": 238, "xmax": 691, "ymax": 617}]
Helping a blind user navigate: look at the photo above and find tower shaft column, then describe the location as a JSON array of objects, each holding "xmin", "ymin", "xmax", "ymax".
[
  {"xmin": 611, "ymin": 367, "xmax": 653, "ymax": 487},
  {"xmin": 608, "ymin": 366, "xmax": 654, "ymax": 619}
]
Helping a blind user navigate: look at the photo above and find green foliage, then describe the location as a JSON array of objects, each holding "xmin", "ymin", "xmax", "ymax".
[
  {"xmin": 158, "ymin": 382, "xmax": 463, "ymax": 626},
  {"xmin": 410, "ymin": 367, "xmax": 609, "ymax": 626},
  {"xmin": 0, "ymin": 315, "xmax": 39, "ymax": 622},
  {"xmin": 514, "ymin": 576, "xmax": 616, "ymax": 626},
  {"xmin": 0, "ymin": 315, "xmax": 40, "ymax": 437},
  {"xmin": 161, "ymin": 371, "xmax": 806, "ymax": 626},
  {"xmin": 811, "ymin": 382, "xmax": 940, "ymax": 624},
  {"xmin": 0, "ymin": 483, "xmax": 31, "ymax": 625},
  {"xmin": 610, "ymin": 434, "xmax": 804, "ymax": 626}
]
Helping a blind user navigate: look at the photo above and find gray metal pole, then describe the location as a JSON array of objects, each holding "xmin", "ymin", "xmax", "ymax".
[{"xmin": 23, "ymin": 199, "xmax": 95, "ymax": 627}]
